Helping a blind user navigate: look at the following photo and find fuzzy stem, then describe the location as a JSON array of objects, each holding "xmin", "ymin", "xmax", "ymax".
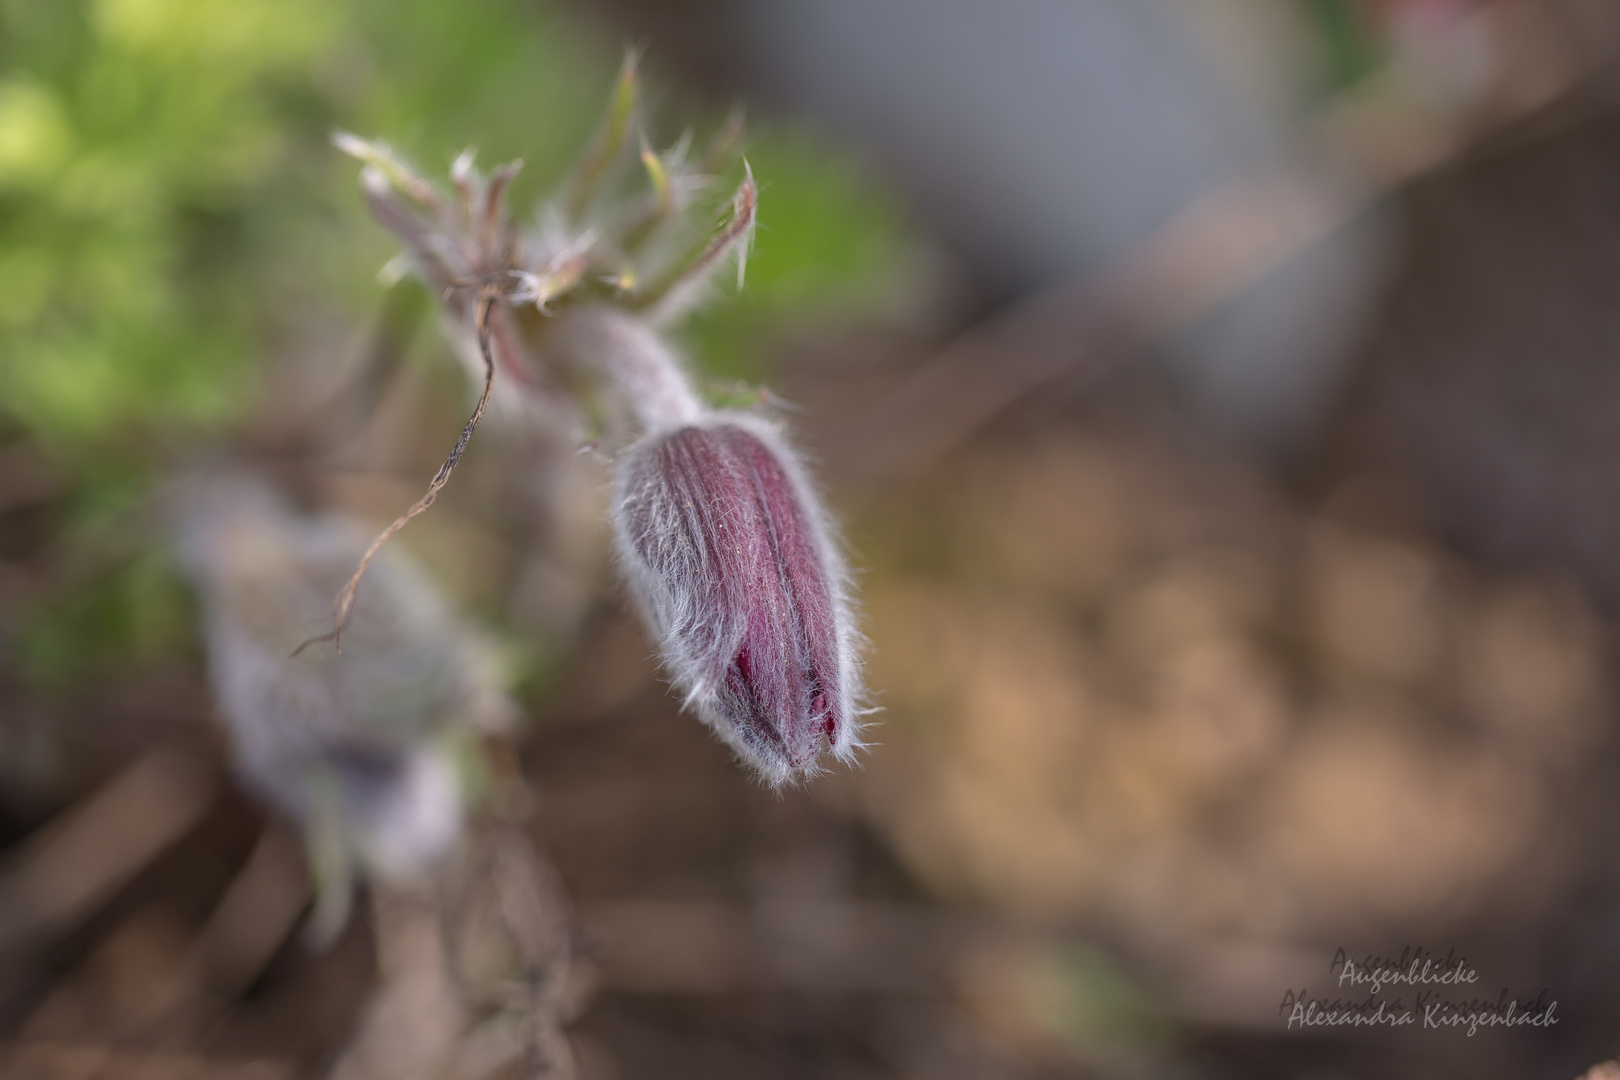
[{"xmin": 554, "ymin": 306, "xmax": 705, "ymax": 436}]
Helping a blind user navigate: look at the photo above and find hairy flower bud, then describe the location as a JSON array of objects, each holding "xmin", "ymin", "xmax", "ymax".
[
  {"xmin": 171, "ymin": 468, "xmax": 513, "ymax": 939},
  {"xmin": 612, "ymin": 415, "xmax": 861, "ymax": 783},
  {"xmin": 335, "ymin": 64, "xmax": 865, "ymax": 787}
]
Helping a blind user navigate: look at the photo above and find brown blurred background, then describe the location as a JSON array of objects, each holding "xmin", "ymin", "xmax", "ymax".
[{"xmin": 6, "ymin": 1, "xmax": 1620, "ymax": 1077}]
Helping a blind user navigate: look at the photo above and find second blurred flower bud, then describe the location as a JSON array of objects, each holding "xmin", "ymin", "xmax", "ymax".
[
  {"xmin": 171, "ymin": 468, "xmax": 514, "ymax": 940},
  {"xmin": 612, "ymin": 415, "xmax": 861, "ymax": 784}
]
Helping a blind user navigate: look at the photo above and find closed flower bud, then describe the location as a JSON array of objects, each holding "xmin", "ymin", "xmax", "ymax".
[
  {"xmin": 170, "ymin": 467, "xmax": 513, "ymax": 939},
  {"xmin": 612, "ymin": 415, "xmax": 862, "ymax": 783},
  {"xmin": 334, "ymin": 67, "xmax": 865, "ymax": 788}
]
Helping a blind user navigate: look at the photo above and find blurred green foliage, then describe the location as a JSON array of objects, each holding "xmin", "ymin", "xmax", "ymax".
[
  {"xmin": 0, "ymin": 0, "xmax": 906, "ymax": 451},
  {"xmin": 684, "ymin": 129, "xmax": 913, "ymax": 382},
  {"xmin": 17, "ymin": 549, "xmax": 191, "ymax": 689},
  {"xmin": 1296, "ymin": 0, "xmax": 1384, "ymax": 96},
  {"xmin": 0, "ymin": 0, "xmax": 334, "ymax": 447},
  {"xmin": 0, "ymin": 0, "xmax": 910, "ymax": 689}
]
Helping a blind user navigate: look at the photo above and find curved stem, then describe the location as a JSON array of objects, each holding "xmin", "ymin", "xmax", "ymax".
[
  {"xmin": 293, "ymin": 295, "xmax": 499, "ymax": 656},
  {"xmin": 556, "ymin": 306, "xmax": 705, "ymax": 436}
]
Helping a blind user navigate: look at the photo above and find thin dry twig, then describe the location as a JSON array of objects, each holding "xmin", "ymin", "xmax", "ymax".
[{"xmin": 294, "ymin": 294, "xmax": 500, "ymax": 656}]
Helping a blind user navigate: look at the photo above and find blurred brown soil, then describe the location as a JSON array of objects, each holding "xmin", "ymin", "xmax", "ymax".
[{"xmin": 9, "ymin": 81, "xmax": 1620, "ymax": 1080}]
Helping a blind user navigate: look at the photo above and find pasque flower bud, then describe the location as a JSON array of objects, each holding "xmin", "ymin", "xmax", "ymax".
[
  {"xmin": 337, "ymin": 58, "xmax": 866, "ymax": 785},
  {"xmin": 612, "ymin": 415, "xmax": 861, "ymax": 784},
  {"xmin": 171, "ymin": 468, "xmax": 513, "ymax": 939}
]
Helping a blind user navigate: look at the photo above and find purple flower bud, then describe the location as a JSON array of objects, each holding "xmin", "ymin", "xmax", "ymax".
[{"xmin": 612, "ymin": 415, "xmax": 862, "ymax": 783}]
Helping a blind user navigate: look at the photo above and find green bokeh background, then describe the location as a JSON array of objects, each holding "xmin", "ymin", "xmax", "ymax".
[{"xmin": 0, "ymin": 0, "xmax": 910, "ymax": 690}]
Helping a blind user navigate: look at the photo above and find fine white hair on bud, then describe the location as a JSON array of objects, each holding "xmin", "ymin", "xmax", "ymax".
[
  {"xmin": 333, "ymin": 59, "xmax": 867, "ymax": 787},
  {"xmin": 611, "ymin": 412, "xmax": 863, "ymax": 784}
]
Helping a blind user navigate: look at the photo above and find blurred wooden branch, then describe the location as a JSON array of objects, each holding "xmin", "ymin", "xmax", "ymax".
[
  {"xmin": 0, "ymin": 748, "xmax": 218, "ymax": 954},
  {"xmin": 1, "ymin": 1043, "xmax": 292, "ymax": 1080},
  {"xmin": 191, "ymin": 822, "xmax": 311, "ymax": 1000},
  {"xmin": 839, "ymin": 168, "xmax": 1358, "ymax": 486},
  {"xmin": 836, "ymin": 0, "xmax": 1609, "ymax": 487}
]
